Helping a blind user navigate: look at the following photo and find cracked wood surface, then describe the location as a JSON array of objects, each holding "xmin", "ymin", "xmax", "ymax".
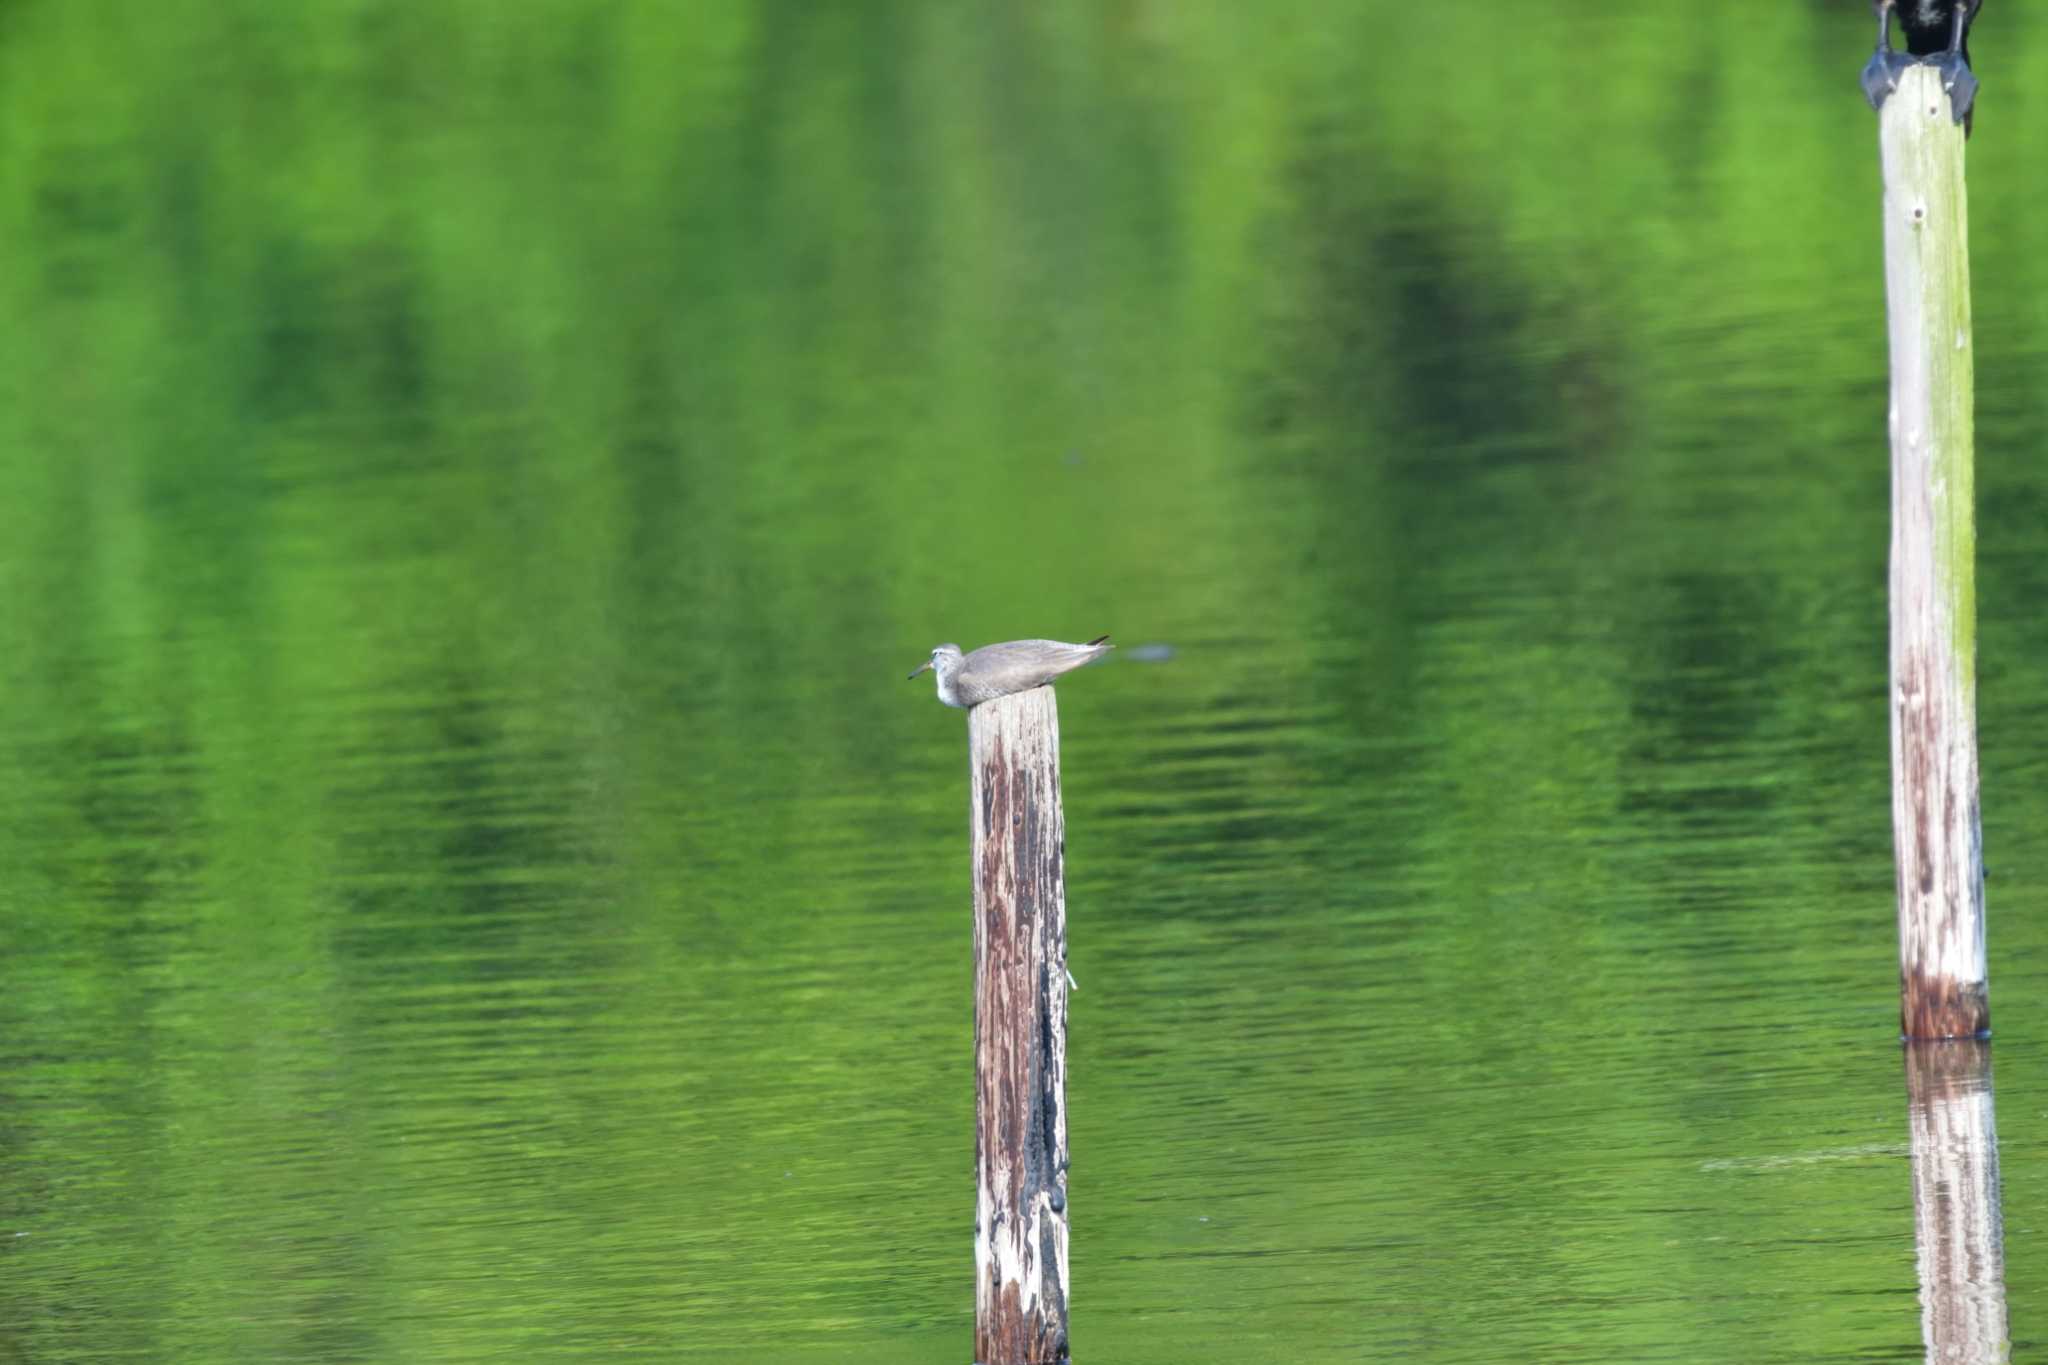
[
  {"xmin": 1881, "ymin": 64, "xmax": 1988, "ymax": 1039},
  {"xmin": 969, "ymin": 686, "xmax": 1071, "ymax": 1363}
]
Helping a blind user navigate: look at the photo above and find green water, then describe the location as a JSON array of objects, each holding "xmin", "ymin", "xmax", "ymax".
[{"xmin": 4, "ymin": 2, "xmax": 2047, "ymax": 1360}]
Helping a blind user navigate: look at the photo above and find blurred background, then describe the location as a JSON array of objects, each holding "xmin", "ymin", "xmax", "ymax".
[{"xmin": 3, "ymin": 1, "xmax": 2046, "ymax": 1360}]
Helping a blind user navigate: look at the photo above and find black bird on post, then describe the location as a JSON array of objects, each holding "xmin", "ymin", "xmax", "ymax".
[{"xmin": 1863, "ymin": 0, "xmax": 1984, "ymax": 132}]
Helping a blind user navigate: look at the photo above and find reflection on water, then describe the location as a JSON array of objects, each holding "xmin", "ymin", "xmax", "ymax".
[
  {"xmin": 5, "ymin": 2, "xmax": 2048, "ymax": 1362},
  {"xmin": 1906, "ymin": 1041, "xmax": 2009, "ymax": 1365}
]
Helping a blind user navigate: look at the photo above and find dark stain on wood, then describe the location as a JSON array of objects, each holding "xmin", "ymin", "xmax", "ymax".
[
  {"xmin": 1901, "ymin": 973, "xmax": 1990, "ymax": 1041},
  {"xmin": 1893, "ymin": 642, "xmax": 1988, "ymax": 1040}
]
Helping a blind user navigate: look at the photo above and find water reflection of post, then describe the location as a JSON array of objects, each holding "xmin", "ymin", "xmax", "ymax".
[{"xmin": 1904, "ymin": 1040, "xmax": 2007, "ymax": 1364}]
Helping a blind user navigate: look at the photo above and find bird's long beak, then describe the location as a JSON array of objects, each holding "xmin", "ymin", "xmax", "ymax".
[{"xmin": 908, "ymin": 659, "xmax": 934, "ymax": 680}]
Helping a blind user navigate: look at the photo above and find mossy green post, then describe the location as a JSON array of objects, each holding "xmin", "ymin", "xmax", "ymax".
[{"xmin": 1880, "ymin": 65, "xmax": 1987, "ymax": 1040}]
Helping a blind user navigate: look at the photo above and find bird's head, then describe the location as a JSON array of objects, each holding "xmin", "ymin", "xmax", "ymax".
[{"xmin": 907, "ymin": 643, "xmax": 965, "ymax": 681}]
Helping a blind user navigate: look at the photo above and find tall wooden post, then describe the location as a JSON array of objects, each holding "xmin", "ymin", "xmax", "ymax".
[
  {"xmin": 1880, "ymin": 64, "xmax": 1988, "ymax": 1039},
  {"xmin": 968, "ymin": 685, "xmax": 1071, "ymax": 1364}
]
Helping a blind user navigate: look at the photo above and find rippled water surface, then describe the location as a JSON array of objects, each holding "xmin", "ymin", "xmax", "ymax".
[{"xmin": 5, "ymin": 2, "xmax": 2048, "ymax": 1361}]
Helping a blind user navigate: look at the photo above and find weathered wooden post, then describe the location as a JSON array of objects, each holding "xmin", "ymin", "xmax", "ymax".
[
  {"xmin": 1879, "ymin": 63, "xmax": 1988, "ymax": 1039},
  {"xmin": 968, "ymin": 684, "xmax": 1071, "ymax": 1364}
]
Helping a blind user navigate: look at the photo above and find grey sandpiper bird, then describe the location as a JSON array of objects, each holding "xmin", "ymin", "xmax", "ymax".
[{"xmin": 907, "ymin": 635, "xmax": 1112, "ymax": 708}]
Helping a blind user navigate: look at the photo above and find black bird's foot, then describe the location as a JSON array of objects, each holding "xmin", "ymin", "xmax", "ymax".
[
  {"xmin": 1860, "ymin": 47, "xmax": 1913, "ymax": 111},
  {"xmin": 1928, "ymin": 50, "xmax": 1978, "ymax": 127}
]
